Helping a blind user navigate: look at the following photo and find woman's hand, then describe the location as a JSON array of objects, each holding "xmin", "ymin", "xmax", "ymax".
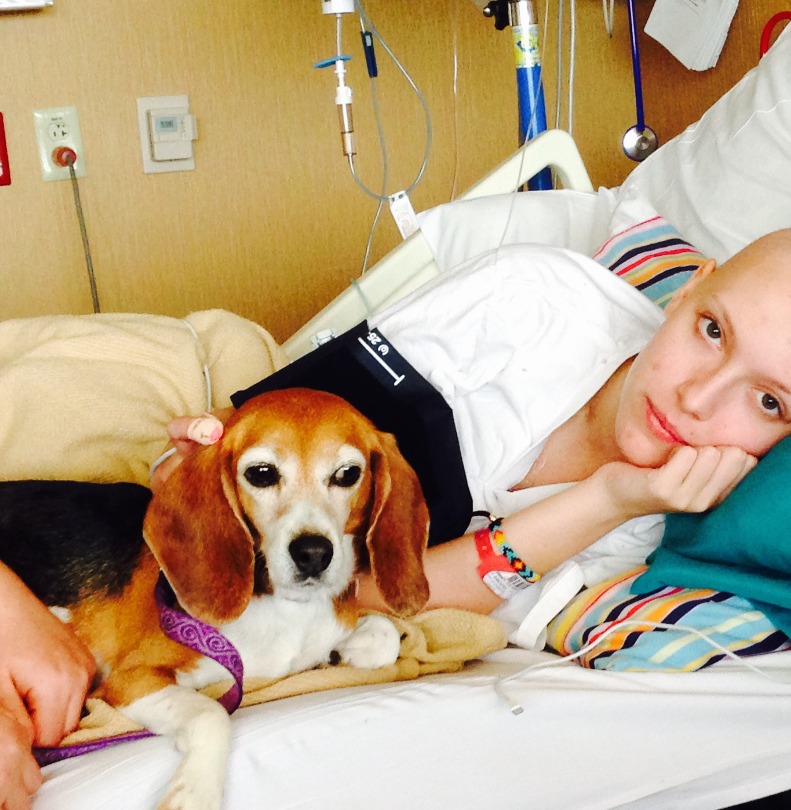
[{"xmin": 599, "ymin": 445, "xmax": 757, "ymax": 517}]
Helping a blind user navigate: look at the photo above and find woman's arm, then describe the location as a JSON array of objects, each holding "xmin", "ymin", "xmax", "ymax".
[
  {"xmin": 359, "ymin": 469, "xmax": 625, "ymax": 615},
  {"xmin": 359, "ymin": 444, "xmax": 756, "ymax": 615}
]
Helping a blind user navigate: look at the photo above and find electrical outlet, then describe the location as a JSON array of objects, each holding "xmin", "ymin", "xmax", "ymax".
[{"xmin": 33, "ymin": 106, "xmax": 86, "ymax": 181}]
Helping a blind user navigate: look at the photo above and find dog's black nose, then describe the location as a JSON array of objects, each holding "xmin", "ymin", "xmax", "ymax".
[{"xmin": 289, "ymin": 534, "xmax": 334, "ymax": 578}]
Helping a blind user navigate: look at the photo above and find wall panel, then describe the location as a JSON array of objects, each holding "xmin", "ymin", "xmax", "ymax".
[{"xmin": 0, "ymin": 1, "xmax": 784, "ymax": 342}]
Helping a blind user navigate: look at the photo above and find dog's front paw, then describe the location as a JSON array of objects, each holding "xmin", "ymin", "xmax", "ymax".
[
  {"xmin": 157, "ymin": 776, "xmax": 223, "ymax": 810},
  {"xmin": 335, "ymin": 614, "xmax": 401, "ymax": 669}
]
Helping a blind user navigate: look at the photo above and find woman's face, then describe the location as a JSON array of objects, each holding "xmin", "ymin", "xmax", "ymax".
[{"xmin": 615, "ymin": 249, "xmax": 791, "ymax": 468}]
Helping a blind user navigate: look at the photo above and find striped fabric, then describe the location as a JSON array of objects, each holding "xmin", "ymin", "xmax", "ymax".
[
  {"xmin": 593, "ymin": 216, "xmax": 705, "ymax": 308},
  {"xmin": 546, "ymin": 566, "xmax": 791, "ymax": 672}
]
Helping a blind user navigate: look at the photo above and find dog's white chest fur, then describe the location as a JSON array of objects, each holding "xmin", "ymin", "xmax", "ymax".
[{"xmin": 177, "ymin": 593, "xmax": 400, "ymax": 689}]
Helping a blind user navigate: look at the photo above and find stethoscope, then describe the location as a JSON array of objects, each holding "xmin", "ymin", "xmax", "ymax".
[
  {"xmin": 760, "ymin": 12, "xmax": 791, "ymax": 57},
  {"xmin": 622, "ymin": 0, "xmax": 658, "ymax": 161}
]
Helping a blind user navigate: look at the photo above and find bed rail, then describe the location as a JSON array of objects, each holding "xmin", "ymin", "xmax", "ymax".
[{"xmin": 283, "ymin": 129, "xmax": 593, "ymax": 360}]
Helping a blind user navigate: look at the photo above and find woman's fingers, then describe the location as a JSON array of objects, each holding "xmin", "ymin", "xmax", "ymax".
[{"xmin": 656, "ymin": 445, "xmax": 757, "ymax": 512}]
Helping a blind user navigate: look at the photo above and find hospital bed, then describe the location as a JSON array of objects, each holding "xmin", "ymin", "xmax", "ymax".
[{"xmin": 33, "ymin": 25, "xmax": 791, "ymax": 810}]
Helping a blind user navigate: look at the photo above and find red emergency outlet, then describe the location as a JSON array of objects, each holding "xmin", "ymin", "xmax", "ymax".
[{"xmin": 0, "ymin": 113, "xmax": 11, "ymax": 186}]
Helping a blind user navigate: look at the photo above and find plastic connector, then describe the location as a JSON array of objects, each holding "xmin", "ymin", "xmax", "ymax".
[
  {"xmin": 333, "ymin": 58, "xmax": 356, "ymax": 157},
  {"xmin": 52, "ymin": 146, "xmax": 77, "ymax": 168},
  {"xmin": 361, "ymin": 30, "xmax": 378, "ymax": 78},
  {"xmin": 321, "ymin": 0, "xmax": 354, "ymax": 14}
]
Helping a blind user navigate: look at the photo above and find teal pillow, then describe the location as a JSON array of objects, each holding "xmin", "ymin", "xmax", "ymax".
[{"xmin": 633, "ymin": 435, "xmax": 791, "ymax": 637}]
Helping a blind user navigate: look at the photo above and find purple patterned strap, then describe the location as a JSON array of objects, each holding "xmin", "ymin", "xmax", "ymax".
[{"xmin": 33, "ymin": 574, "xmax": 245, "ymax": 766}]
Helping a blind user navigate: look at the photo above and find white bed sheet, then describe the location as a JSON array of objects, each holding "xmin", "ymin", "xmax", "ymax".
[{"xmin": 38, "ymin": 648, "xmax": 791, "ymax": 809}]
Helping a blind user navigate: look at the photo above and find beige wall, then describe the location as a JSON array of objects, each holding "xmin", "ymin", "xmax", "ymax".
[{"xmin": 0, "ymin": 1, "xmax": 785, "ymax": 343}]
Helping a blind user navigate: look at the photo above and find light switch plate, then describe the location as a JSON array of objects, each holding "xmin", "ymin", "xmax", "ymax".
[{"xmin": 136, "ymin": 95, "xmax": 197, "ymax": 174}]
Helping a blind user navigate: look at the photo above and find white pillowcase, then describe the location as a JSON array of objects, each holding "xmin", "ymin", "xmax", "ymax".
[
  {"xmin": 416, "ymin": 188, "xmax": 613, "ymax": 274},
  {"xmin": 620, "ymin": 25, "xmax": 791, "ymax": 263}
]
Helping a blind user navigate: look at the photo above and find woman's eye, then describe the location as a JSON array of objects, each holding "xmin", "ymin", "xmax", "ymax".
[
  {"xmin": 700, "ymin": 316, "xmax": 722, "ymax": 343},
  {"xmin": 758, "ymin": 391, "xmax": 782, "ymax": 417},
  {"xmin": 330, "ymin": 465, "xmax": 362, "ymax": 488},
  {"xmin": 244, "ymin": 464, "xmax": 281, "ymax": 488}
]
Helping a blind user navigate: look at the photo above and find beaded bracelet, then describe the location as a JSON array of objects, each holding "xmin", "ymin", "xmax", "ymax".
[{"xmin": 488, "ymin": 519, "xmax": 542, "ymax": 584}]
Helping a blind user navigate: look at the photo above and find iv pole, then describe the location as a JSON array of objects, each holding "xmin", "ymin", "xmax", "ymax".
[{"xmin": 483, "ymin": 0, "xmax": 552, "ymax": 190}]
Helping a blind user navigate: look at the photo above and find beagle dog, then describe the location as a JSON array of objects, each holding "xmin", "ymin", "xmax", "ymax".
[{"xmin": 0, "ymin": 388, "xmax": 430, "ymax": 810}]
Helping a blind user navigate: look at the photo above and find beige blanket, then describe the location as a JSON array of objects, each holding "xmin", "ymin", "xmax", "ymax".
[
  {"xmin": 0, "ymin": 309, "xmax": 286, "ymax": 484},
  {"xmin": 58, "ymin": 609, "xmax": 507, "ymax": 747}
]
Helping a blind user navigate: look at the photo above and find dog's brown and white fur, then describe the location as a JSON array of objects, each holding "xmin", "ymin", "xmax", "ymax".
[{"xmin": 0, "ymin": 388, "xmax": 429, "ymax": 810}]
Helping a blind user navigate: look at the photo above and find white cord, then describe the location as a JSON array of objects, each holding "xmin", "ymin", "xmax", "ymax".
[
  {"xmin": 181, "ymin": 318, "xmax": 213, "ymax": 412},
  {"xmin": 554, "ymin": 0, "xmax": 564, "ymax": 130},
  {"xmin": 449, "ymin": 20, "xmax": 461, "ymax": 202},
  {"xmin": 148, "ymin": 319, "xmax": 214, "ymax": 480},
  {"xmin": 554, "ymin": 0, "xmax": 576, "ymax": 136},
  {"xmin": 492, "ymin": 619, "xmax": 791, "ymax": 715},
  {"xmin": 602, "ymin": 0, "xmax": 614, "ymax": 36},
  {"xmin": 568, "ymin": 0, "xmax": 576, "ymax": 137},
  {"xmin": 350, "ymin": 277, "xmax": 375, "ymax": 318},
  {"xmin": 492, "ymin": 0, "xmax": 552, "ymax": 256},
  {"xmin": 359, "ymin": 72, "xmax": 389, "ymax": 275},
  {"xmin": 347, "ymin": 0, "xmax": 432, "ymax": 201}
]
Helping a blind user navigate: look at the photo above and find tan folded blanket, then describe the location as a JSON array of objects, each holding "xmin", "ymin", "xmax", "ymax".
[
  {"xmin": 57, "ymin": 609, "xmax": 507, "ymax": 748},
  {"xmin": 0, "ymin": 309, "xmax": 285, "ymax": 484}
]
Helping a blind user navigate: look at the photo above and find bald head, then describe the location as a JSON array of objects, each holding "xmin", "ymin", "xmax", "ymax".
[{"xmin": 717, "ymin": 228, "xmax": 791, "ymax": 283}]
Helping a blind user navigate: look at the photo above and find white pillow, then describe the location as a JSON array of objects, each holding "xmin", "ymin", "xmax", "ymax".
[
  {"xmin": 619, "ymin": 25, "xmax": 791, "ymax": 263},
  {"xmin": 416, "ymin": 188, "xmax": 613, "ymax": 273}
]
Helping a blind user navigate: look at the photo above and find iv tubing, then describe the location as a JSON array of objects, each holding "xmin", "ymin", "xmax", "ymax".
[
  {"xmin": 359, "ymin": 73, "xmax": 389, "ymax": 274},
  {"xmin": 348, "ymin": 0, "xmax": 433, "ymax": 201}
]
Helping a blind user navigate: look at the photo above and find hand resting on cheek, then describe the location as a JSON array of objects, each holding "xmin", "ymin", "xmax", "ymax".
[{"xmin": 597, "ymin": 444, "xmax": 758, "ymax": 518}]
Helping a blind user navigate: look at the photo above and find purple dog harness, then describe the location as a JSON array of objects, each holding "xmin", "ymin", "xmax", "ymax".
[{"xmin": 33, "ymin": 574, "xmax": 245, "ymax": 766}]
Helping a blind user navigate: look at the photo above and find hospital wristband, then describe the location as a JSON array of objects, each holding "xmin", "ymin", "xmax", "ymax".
[{"xmin": 474, "ymin": 520, "xmax": 541, "ymax": 600}]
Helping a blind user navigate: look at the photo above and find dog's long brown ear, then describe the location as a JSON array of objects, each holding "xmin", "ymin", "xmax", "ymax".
[
  {"xmin": 365, "ymin": 431, "xmax": 430, "ymax": 617},
  {"xmin": 143, "ymin": 442, "xmax": 254, "ymax": 625}
]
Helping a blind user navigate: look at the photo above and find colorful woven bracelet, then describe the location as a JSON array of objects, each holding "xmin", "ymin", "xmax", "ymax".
[
  {"xmin": 488, "ymin": 519, "xmax": 542, "ymax": 584},
  {"xmin": 474, "ymin": 514, "xmax": 542, "ymax": 599}
]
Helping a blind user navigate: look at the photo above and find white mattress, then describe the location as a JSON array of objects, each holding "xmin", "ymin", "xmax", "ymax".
[{"xmin": 37, "ymin": 648, "xmax": 791, "ymax": 809}]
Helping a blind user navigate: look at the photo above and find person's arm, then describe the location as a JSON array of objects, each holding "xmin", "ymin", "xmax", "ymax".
[
  {"xmin": 358, "ymin": 444, "xmax": 757, "ymax": 614},
  {"xmin": 0, "ymin": 703, "xmax": 40, "ymax": 810},
  {"xmin": 0, "ymin": 562, "xmax": 95, "ymax": 746},
  {"xmin": 0, "ymin": 561, "xmax": 96, "ymax": 807}
]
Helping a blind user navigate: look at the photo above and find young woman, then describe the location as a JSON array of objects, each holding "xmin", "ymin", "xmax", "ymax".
[
  {"xmin": 5, "ymin": 228, "xmax": 791, "ymax": 808},
  {"xmin": 159, "ymin": 229, "xmax": 791, "ymax": 618}
]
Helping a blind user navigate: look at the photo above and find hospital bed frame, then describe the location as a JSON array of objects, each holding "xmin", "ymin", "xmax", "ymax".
[{"xmin": 282, "ymin": 128, "xmax": 593, "ymax": 361}]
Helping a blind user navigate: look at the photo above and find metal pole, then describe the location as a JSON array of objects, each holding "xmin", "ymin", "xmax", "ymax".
[{"xmin": 510, "ymin": 0, "xmax": 552, "ymax": 189}]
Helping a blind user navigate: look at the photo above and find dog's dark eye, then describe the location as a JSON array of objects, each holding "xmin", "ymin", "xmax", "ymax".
[
  {"xmin": 244, "ymin": 464, "xmax": 281, "ymax": 488},
  {"xmin": 330, "ymin": 465, "xmax": 362, "ymax": 488}
]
